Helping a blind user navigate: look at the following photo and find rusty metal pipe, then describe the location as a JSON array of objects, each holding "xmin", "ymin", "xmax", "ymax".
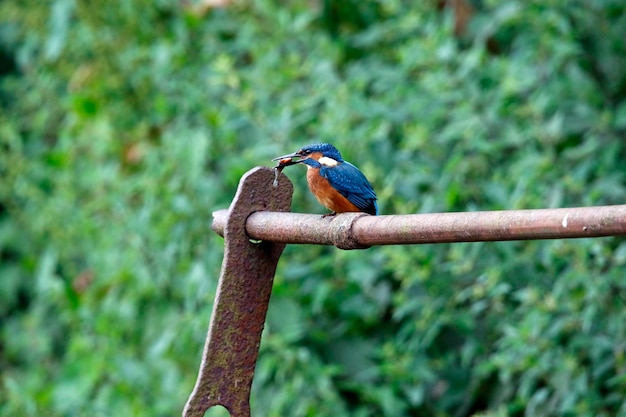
[{"xmin": 212, "ymin": 205, "xmax": 626, "ymax": 249}]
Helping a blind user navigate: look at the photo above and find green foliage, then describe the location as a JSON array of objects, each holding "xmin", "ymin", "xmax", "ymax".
[{"xmin": 1, "ymin": 0, "xmax": 625, "ymax": 416}]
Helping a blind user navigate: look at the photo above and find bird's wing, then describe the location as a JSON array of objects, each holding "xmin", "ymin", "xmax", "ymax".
[{"xmin": 320, "ymin": 162, "xmax": 378, "ymax": 214}]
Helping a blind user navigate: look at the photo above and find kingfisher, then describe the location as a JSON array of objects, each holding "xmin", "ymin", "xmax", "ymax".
[{"xmin": 272, "ymin": 143, "xmax": 378, "ymax": 216}]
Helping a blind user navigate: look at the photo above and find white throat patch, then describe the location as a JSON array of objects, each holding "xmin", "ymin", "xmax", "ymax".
[{"xmin": 318, "ymin": 156, "xmax": 339, "ymax": 167}]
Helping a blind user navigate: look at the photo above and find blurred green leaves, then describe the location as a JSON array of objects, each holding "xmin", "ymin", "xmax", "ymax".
[{"xmin": 1, "ymin": 0, "xmax": 626, "ymax": 416}]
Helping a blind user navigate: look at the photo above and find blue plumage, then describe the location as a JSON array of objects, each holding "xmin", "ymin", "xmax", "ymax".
[
  {"xmin": 301, "ymin": 143, "xmax": 344, "ymax": 161},
  {"xmin": 319, "ymin": 161, "xmax": 378, "ymax": 215}
]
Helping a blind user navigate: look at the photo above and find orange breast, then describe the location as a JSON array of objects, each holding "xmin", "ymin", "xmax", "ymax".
[{"xmin": 306, "ymin": 167, "xmax": 360, "ymax": 213}]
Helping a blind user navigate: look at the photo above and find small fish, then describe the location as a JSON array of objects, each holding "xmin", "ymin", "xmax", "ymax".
[{"xmin": 272, "ymin": 157, "xmax": 298, "ymax": 187}]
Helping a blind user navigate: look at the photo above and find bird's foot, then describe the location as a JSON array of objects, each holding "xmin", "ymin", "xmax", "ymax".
[{"xmin": 321, "ymin": 212, "xmax": 337, "ymax": 218}]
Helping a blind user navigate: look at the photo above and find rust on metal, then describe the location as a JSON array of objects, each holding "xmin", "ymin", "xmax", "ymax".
[
  {"xmin": 211, "ymin": 205, "xmax": 626, "ymax": 248},
  {"xmin": 212, "ymin": 211, "xmax": 370, "ymax": 249},
  {"xmin": 191, "ymin": 166, "xmax": 625, "ymax": 417},
  {"xmin": 183, "ymin": 167, "xmax": 293, "ymax": 417}
]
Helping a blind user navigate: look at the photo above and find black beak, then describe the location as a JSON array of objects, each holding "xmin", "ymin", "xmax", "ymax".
[
  {"xmin": 272, "ymin": 151, "xmax": 304, "ymax": 167},
  {"xmin": 271, "ymin": 151, "xmax": 302, "ymax": 162}
]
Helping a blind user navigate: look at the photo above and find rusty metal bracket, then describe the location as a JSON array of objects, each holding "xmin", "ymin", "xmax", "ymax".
[{"xmin": 183, "ymin": 167, "xmax": 293, "ymax": 417}]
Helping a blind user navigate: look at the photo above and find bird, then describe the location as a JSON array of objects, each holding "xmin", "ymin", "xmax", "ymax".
[{"xmin": 272, "ymin": 143, "xmax": 378, "ymax": 216}]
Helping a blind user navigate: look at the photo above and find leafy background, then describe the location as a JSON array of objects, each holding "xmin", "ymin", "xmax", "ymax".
[{"xmin": 1, "ymin": 0, "xmax": 626, "ymax": 416}]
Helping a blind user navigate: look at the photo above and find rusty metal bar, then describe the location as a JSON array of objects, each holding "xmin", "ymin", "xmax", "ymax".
[
  {"xmin": 212, "ymin": 205, "xmax": 626, "ymax": 249},
  {"xmin": 183, "ymin": 167, "xmax": 293, "ymax": 417}
]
